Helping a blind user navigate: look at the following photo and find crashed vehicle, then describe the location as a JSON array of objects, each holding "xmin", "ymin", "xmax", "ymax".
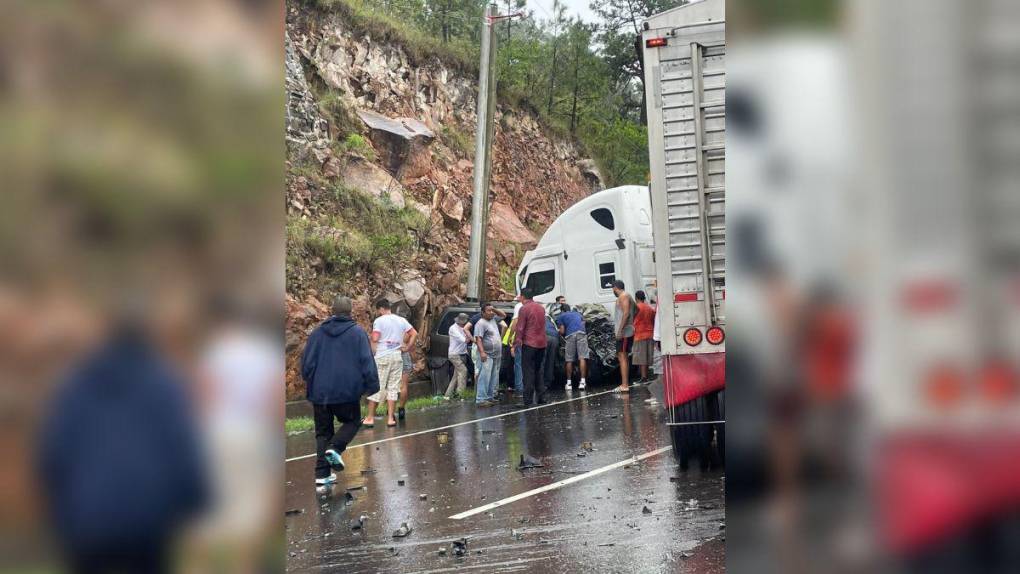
[{"xmin": 426, "ymin": 302, "xmax": 517, "ymax": 394}]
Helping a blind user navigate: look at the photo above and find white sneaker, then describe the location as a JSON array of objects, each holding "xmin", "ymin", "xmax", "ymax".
[
  {"xmin": 579, "ymin": 379, "xmax": 586, "ymax": 390},
  {"xmin": 315, "ymin": 473, "xmax": 337, "ymax": 485},
  {"xmin": 565, "ymin": 382, "xmax": 572, "ymax": 391}
]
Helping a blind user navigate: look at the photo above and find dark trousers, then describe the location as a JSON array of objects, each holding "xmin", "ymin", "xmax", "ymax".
[
  {"xmin": 69, "ymin": 540, "xmax": 168, "ymax": 574},
  {"xmin": 521, "ymin": 344, "xmax": 546, "ymax": 405},
  {"xmin": 313, "ymin": 402, "xmax": 361, "ymax": 478}
]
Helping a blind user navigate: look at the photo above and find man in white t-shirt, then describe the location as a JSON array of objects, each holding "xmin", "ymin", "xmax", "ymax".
[
  {"xmin": 445, "ymin": 313, "xmax": 472, "ymax": 398},
  {"xmin": 365, "ymin": 298, "xmax": 416, "ymax": 427}
]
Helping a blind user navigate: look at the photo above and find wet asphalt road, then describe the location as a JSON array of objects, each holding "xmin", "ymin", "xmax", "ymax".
[{"xmin": 285, "ymin": 384, "xmax": 725, "ymax": 573}]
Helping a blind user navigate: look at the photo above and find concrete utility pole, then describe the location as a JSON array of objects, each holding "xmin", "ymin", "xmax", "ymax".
[{"xmin": 466, "ymin": 3, "xmax": 499, "ymax": 302}]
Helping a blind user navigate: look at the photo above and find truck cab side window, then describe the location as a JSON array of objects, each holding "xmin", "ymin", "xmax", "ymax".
[
  {"xmin": 590, "ymin": 208, "xmax": 615, "ymax": 230},
  {"xmin": 525, "ymin": 269, "xmax": 556, "ymax": 296},
  {"xmin": 598, "ymin": 262, "xmax": 616, "ymax": 289}
]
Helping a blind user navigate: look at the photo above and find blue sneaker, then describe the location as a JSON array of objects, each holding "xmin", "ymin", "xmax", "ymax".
[
  {"xmin": 324, "ymin": 449, "xmax": 345, "ymax": 471},
  {"xmin": 315, "ymin": 473, "xmax": 337, "ymax": 486}
]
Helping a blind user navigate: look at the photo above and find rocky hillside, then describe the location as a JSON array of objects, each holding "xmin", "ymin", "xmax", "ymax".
[{"xmin": 285, "ymin": 1, "xmax": 602, "ymax": 398}]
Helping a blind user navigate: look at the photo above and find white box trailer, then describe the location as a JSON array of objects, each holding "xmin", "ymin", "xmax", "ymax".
[{"xmin": 642, "ymin": 0, "xmax": 726, "ymax": 469}]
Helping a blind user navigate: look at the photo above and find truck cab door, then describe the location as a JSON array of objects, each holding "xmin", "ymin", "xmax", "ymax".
[{"xmin": 522, "ymin": 257, "xmax": 560, "ymax": 304}]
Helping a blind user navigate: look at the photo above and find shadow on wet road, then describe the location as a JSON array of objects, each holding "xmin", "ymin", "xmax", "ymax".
[{"xmin": 285, "ymin": 385, "xmax": 725, "ymax": 573}]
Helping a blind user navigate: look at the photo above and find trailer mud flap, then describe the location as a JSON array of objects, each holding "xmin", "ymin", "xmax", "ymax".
[{"xmin": 663, "ymin": 352, "xmax": 725, "ymax": 407}]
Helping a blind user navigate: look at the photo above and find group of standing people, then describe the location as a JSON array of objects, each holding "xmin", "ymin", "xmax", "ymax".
[{"xmin": 301, "ymin": 282, "xmax": 658, "ymax": 485}]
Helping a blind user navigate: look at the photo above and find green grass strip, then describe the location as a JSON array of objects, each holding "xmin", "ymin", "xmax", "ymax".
[{"xmin": 285, "ymin": 389, "xmax": 477, "ymax": 434}]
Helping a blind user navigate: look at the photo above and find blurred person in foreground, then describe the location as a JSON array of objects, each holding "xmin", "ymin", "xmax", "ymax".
[
  {"xmin": 302, "ymin": 296, "xmax": 379, "ymax": 485},
  {"xmin": 191, "ymin": 296, "xmax": 282, "ymax": 573},
  {"xmin": 36, "ymin": 318, "xmax": 208, "ymax": 574}
]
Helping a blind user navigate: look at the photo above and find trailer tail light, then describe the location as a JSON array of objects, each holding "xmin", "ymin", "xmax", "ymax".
[
  {"xmin": 979, "ymin": 361, "xmax": 1016, "ymax": 404},
  {"xmin": 706, "ymin": 326, "xmax": 725, "ymax": 345},
  {"xmin": 924, "ymin": 365, "xmax": 964, "ymax": 409},
  {"xmin": 646, "ymin": 37, "xmax": 668, "ymax": 48},
  {"xmin": 683, "ymin": 328, "xmax": 702, "ymax": 346}
]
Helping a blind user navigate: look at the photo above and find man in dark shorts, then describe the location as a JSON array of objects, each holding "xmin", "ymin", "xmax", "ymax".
[{"xmin": 612, "ymin": 280, "xmax": 636, "ymax": 393}]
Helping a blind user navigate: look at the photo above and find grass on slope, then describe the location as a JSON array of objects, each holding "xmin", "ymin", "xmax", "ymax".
[{"xmin": 286, "ymin": 389, "xmax": 478, "ymax": 434}]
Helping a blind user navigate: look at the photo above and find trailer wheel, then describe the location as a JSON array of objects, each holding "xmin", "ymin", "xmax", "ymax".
[{"xmin": 671, "ymin": 391, "xmax": 725, "ymax": 471}]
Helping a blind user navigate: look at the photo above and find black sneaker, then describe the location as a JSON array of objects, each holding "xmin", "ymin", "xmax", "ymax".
[{"xmin": 397, "ymin": 407, "xmax": 406, "ymax": 421}]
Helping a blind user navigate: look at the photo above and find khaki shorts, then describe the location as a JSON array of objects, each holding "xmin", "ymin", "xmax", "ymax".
[
  {"xmin": 564, "ymin": 332, "xmax": 589, "ymax": 362},
  {"xmin": 369, "ymin": 352, "xmax": 403, "ymax": 402},
  {"xmin": 632, "ymin": 338, "xmax": 655, "ymax": 366}
]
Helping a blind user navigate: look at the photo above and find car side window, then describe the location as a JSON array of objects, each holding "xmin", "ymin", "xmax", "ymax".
[{"xmin": 435, "ymin": 312, "xmax": 459, "ymax": 335}]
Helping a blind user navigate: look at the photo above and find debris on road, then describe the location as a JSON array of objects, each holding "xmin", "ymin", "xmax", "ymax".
[
  {"xmin": 518, "ymin": 454, "xmax": 544, "ymax": 470},
  {"xmin": 360, "ymin": 469, "xmax": 377, "ymax": 475},
  {"xmin": 285, "ymin": 508, "xmax": 304, "ymax": 516},
  {"xmin": 642, "ymin": 506, "xmax": 652, "ymax": 514},
  {"xmin": 344, "ymin": 492, "xmax": 355, "ymax": 505},
  {"xmin": 398, "ymin": 480, "xmax": 405, "ymax": 486},
  {"xmin": 349, "ymin": 515, "xmax": 367, "ymax": 530},
  {"xmin": 685, "ymin": 499, "xmax": 699, "ymax": 511},
  {"xmin": 581, "ymin": 441, "xmax": 594, "ymax": 451},
  {"xmin": 437, "ymin": 547, "xmax": 447, "ymax": 556},
  {"xmin": 452, "ymin": 538, "xmax": 468, "ymax": 557},
  {"xmin": 419, "ymin": 493, "xmax": 428, "ymax": 500},
  {"xmin": 392, "ymin": 523, "xmax": 413, "ymax": 538},
  {"xmin": 597, "ymin": 543, "xmax": 616, "ymax": 547}
]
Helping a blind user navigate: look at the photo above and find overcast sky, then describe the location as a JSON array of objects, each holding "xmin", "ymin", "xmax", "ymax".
[{"xmin": 521, "ymin": 0, "xmax": 599, "ymax": 24}]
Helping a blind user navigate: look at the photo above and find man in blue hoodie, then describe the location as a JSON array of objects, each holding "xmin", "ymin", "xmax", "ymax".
[{"xmin": 301, "ymin": 296, "xmax": 380, "ymax": 485}]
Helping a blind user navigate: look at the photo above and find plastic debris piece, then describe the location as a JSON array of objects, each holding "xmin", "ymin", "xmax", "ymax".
[
  {"xmin": 392, "ymin": 523, "xmax": 413, "ymax": 538},
  {"xmin": 518, "ymin": 454, "xmax": 544, "ymax": 470},
  {"xmin": 349, "ymin": 515, "xmax": 367, "ymax": 530}
]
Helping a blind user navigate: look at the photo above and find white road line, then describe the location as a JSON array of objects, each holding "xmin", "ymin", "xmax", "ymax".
[
  {"xmin": 285, "ymin": 387, "xmax": 626, "ymax": 463},
  {"xmin": 448, "ymin": 445, "xmax": 672, "ymax": 520}
]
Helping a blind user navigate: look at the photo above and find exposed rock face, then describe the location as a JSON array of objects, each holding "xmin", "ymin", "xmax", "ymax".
[
  {"xmin": 341, "ymin": 158, "xmax": 406, "ymax": 208},
  {"xmin": 285, "ymin": 31, "xmax": 330, "ymax": 164},
  {"xmin": 578, "ymin": 159, "xmax": 605, "ymax": 192},
  {"xmin": 489, "ymin": 202, "xmax": 537, "ymax": 248}
]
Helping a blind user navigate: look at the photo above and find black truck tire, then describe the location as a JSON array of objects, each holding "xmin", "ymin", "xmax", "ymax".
[{"xmin": 670, "ymin": 390, "xmax": 724, "ymax": 471}]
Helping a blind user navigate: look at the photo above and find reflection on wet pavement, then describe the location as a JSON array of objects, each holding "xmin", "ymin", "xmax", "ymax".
[{"xmin": 285, "ymin": 385, "xmax": 725, "ymax": 573}]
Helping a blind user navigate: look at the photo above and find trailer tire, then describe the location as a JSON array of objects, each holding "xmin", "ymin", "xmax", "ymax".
[{"xmin": 670, "ymin": 391, "xmax": 725, "ymax": 471}]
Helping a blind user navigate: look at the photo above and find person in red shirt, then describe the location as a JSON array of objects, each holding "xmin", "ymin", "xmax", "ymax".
[
  {"xmin": 632, "ymin": 290, "xmax": 656, "ymax": 383},
  {"xmin": 511, "ymin": 288, "xmax": 548, "ymax": 407}
]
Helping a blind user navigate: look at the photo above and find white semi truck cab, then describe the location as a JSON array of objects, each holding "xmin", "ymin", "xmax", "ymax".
[{"xmin": 516, "ymin": 185, "xmax": 657, "ymax": 313}]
